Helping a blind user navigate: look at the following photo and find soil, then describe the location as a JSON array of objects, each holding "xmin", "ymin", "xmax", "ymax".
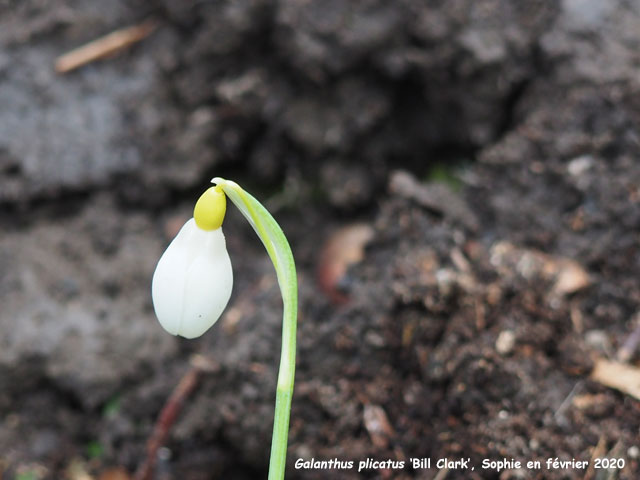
[{"xmin": 1, "ymin": 1, "xmax": 639, "ymax": 479}]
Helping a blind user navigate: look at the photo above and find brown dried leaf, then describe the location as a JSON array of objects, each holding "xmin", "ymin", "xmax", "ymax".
[
  {"xmin": 317, "ymin": 223, "xmax": 374, "ymax": 303},
  {"xmin": 98, "ymin": 469, "xmax": 131, "ymax": 480},
  {"xmin": 591, "ymin": 358, "xmax": 640, "ymax": 401}
]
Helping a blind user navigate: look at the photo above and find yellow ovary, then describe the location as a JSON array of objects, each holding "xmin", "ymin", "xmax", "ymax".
[{"xmin": 194, "ymin": 186, "xmax": 226, "ymax": 231}]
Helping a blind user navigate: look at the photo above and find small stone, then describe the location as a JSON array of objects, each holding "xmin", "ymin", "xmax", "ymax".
[
  {"xmin": 584, "ymin": 330, "xmax": 612, "ymax": 355},
  {"xmin": 158, "ymin": 447, "xmax": 172, "ymax": 460},
  {"xmin": 496, "ymin": 330, "xmax": 516, "ymax": 355},
  {"xmin": 363, "ymin": 404, "xmax": 395, "ymax": 448},
  {"xmin": 365, "ymin": 331, "xmax": 386, "ymax": 348},
  {"xmin": 553, "ymin": 260, "xmax": 591, "ymax": 295},
  {"xmin": 567, "ymin": 155, "xmax": 594, "ymax": 176}
]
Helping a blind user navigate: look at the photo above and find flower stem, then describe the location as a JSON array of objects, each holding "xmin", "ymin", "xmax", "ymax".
[{"xmin": 212, "ymin": 178, "xmax": 298, "ymax": 480}]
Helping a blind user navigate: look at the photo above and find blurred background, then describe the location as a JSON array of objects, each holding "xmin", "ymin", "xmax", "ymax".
[{"xmin": 1, "ymin": 1, "xmax": 639, "ymax": 479}]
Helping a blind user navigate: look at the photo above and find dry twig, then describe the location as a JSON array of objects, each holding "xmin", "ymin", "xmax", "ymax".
[
  {"xmin": 134, "ymin": 363, "xmax": 203, "ymax": 480},
  {"xmin": 55, "ymin": 19, "xmax": 157, "ymax": 73}
]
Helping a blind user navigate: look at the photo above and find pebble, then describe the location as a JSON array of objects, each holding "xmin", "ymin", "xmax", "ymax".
[
  {"xmin": 567, "ymin": 155, "xmax": 594, "ymax": 176},
  {"xmin": 584, "ymin": 330, "xmax": 612, "ymax": 355},
  {"xmin": 496, "ymin": 330, "xmax": 516, "ymax": 355}
]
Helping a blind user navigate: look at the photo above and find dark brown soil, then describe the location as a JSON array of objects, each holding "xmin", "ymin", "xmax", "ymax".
[{"xmin": 1, "ymin": 1, "xmax": 639, "ymax": 479}]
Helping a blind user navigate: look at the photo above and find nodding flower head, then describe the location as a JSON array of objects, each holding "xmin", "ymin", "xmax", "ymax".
[{"xmin": 152, "ymin": 186, "xmax": 233, "ymax": 339}]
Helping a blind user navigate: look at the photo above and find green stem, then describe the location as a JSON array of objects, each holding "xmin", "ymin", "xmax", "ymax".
[{"xmin": 213, "ymin": 178, "xmax": 297, "ymax": 480}]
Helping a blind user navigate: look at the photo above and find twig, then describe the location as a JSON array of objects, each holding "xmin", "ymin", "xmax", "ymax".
[
  {"xmin": 55, "ymin": 19, "xmax": 157, "ymax": 74},
  {"xmin": 134, "ymin": 364, "xmax": 202, "ymax": 480},
  {"xmin": 583, "ymin": 435, "xmax": 607, "ymax": 480}
]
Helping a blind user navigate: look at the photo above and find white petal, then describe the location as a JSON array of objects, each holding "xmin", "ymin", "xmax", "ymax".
[
  {"xmin": 179, "ymin": 228, "xmax": 233, "ymax": 338},
  {"xmin": 152, "ymin": 219, "xmax": 233, "ymax": 338},
  {"xmin": 151, "ymin": 221, "xmax": 192, "ymax": 335}
]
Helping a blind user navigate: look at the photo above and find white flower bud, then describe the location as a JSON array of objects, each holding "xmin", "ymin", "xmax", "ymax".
[{"xmin": 152, "ymin": 218, "xmax": 233, "ymax": 339}]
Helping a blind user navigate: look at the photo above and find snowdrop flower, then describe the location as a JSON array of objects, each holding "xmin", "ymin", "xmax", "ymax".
[
  {"xmin": 149, "ymin": 177, "xmax": 298, "ymax": 479},
  {"xmin": 152, "ymin": 186, "xmax": 233, "ymax": 339}
]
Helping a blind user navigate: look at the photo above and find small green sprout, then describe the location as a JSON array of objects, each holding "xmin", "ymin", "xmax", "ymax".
[
  {"xmin": 15, "ymin": 472, "xmax": 39, "ymax": 480},
  {"xmin": 86, "ymin": 440, "xmax": 104, "ymax": 459},
  {"xmin": 102, "ymin": 396, "xmax": 121, "ymax": 418},
  {"xmin": 152, "ymin": 177, "xmax": 298, "ymax": 479}
]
